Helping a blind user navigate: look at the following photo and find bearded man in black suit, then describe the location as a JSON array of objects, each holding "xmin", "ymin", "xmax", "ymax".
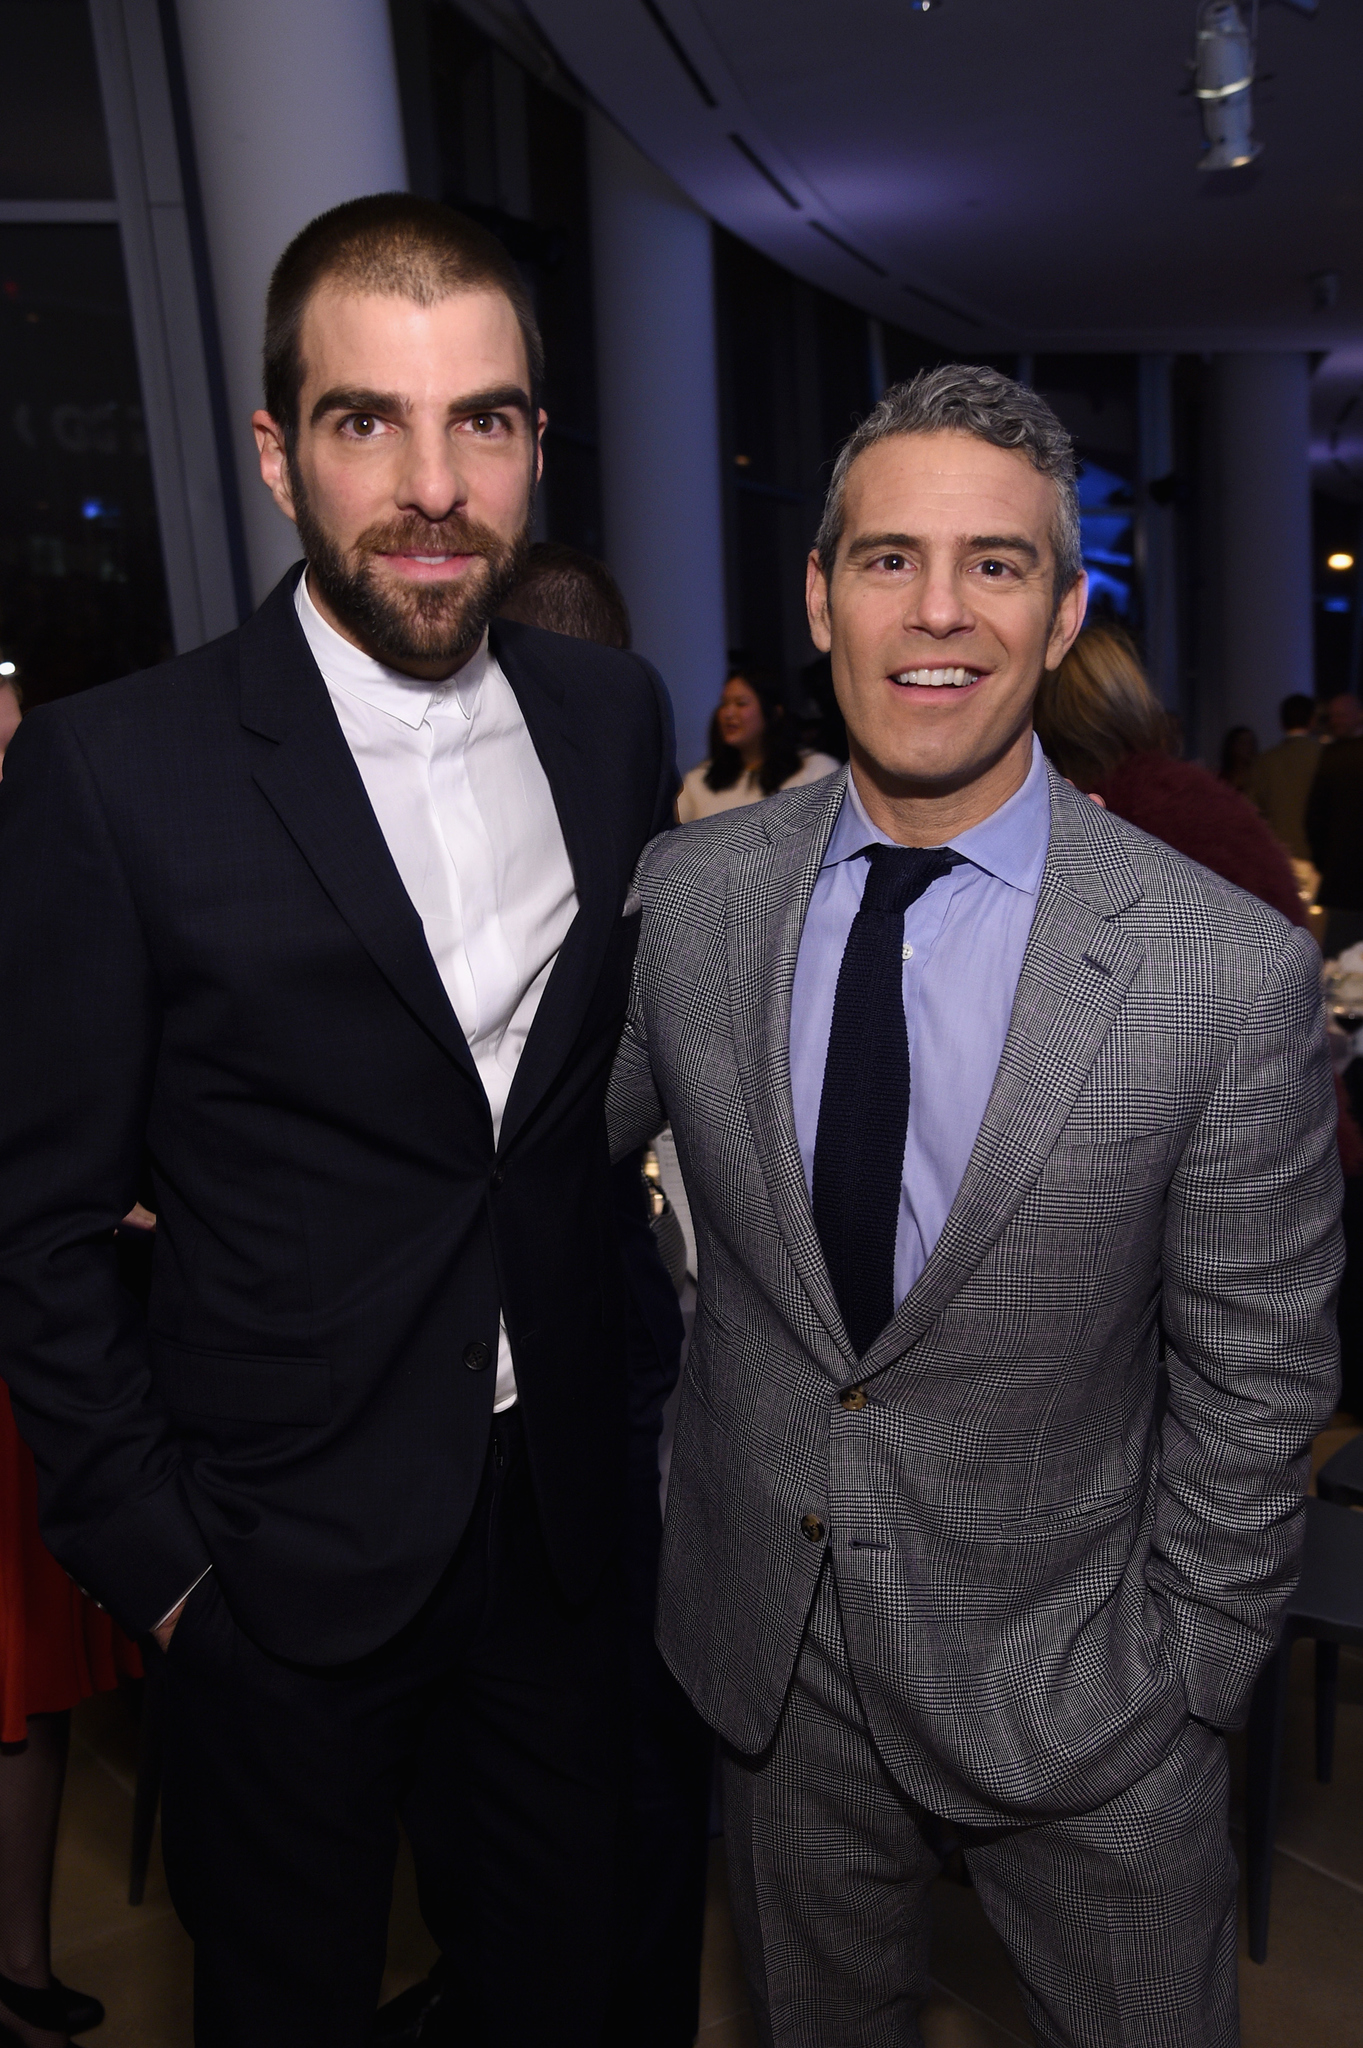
[{"xmin": 0, "ymin": 195, "xmax": 675, "ymax": 2048}]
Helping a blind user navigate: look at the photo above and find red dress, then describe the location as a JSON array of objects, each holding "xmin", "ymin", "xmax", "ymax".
[{"xmin": 0, "ymin": 1379, "xmax": 140, "ymax": 1744}]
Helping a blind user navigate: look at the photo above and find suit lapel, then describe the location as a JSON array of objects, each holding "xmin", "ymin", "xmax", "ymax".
[
  {"xmin": 239, "ymin": 573, "xmax": 482, "ymax": 1091},
  {"xmin": 728, "ymin": 772, "xmax": 856, "ymax": 1365},
  {"xmin": 492, "ymin": 626, "xmax": 627, "ymax": 1159},
  {"xmin": 858, "ymin": 775, "xmax": 1144, "ymax": 1377}
]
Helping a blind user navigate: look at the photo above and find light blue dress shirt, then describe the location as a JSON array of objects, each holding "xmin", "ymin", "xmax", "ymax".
[{"xmin": 789, "ymin": 734, "xmax": 1052, "ymax": 1311}]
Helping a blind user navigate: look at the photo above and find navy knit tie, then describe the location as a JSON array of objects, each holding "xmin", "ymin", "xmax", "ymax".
[{"xmin": 812, "ymin": 843, "xmax": 963, "ymax": 1357}]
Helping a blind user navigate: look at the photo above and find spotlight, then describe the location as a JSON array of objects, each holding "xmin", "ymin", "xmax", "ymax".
[
  {"xmin": 909, "ymin": 0, "xmax": 941, "ymax": 11},
  {"xmin": 0, "ymin": 662, "xmax": 14, "ymax": 677},
  {"xmin": 1193, "ymin": 1, "xmax": 1259, "ymax": 171},
  {"xmin": 1328, "ymin": 552, "xmax": 1356, "ymax": 571}
]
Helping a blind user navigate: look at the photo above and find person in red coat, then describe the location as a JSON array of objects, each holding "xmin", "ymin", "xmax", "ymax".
[
  {"xmin": 0, "ymin": 677, "xmax": 136, "ymax": 2047},
  {"xmin": 1034, "ymin": 625, "xmax": 1307, "ymax": 926},
  {"xmin": 1035, "ymin": 624, "xmax": 1363, "ymax": 1206},
  {"xmin": 0, "ymin": 1373, "xmax": 138, "ymax": 2045}
]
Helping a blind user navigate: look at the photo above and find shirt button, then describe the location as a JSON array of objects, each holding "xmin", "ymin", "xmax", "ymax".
[
  {"xmin": 902, "ymin": 943, "xmax": 914, "ymax": 960},
  {"xmin": 839, "ymin": 1386, "xmax": 868, "ymax": 1411},
  {"xmin": 463, "ymin": 1340, "xmax": 491, "ymax": 1372},
  {"xmin": 800, "ymin": 1513, "xmax": 827, "ymax": 1544}
]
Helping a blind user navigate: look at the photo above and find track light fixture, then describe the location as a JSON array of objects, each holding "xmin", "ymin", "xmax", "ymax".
[
  {"xmin": 1193, "ymin": 1, "xmax": 1259, "ymax": 170},
  {"xmin": 1190, "ymin": 0, "xmax": 1319, "ymax": 171}
]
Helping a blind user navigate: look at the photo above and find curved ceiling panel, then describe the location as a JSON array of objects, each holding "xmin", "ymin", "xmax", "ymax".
[{"xmin": 525, "ymin": 0, "xmax": 1363, "ymax": 354}]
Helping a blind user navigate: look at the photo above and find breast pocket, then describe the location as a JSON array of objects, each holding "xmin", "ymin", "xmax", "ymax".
[{"xmin": 1030, "ymin": 1127, "xmax": 1180, "ymax": 1241}]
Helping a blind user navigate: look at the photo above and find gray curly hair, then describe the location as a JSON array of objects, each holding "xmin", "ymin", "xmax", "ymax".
[{"xmin": 814, "ymin": 364, "xmax": 1083, "ymax": 601}]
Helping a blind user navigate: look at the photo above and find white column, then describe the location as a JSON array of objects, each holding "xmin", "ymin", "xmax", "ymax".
[
  {"xmin": 1212, "ymin": 353, "xmax": 1314, "ymax": 747},
  {"xmin": 172, "ymin": 0, "xmax": 408, "ymax": 604},
  {"xmin": 588, "ymin": 112, "xmax": 727, "ymax": 776}
]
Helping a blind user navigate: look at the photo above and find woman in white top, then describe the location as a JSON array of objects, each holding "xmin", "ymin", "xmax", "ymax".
[{"xmin": 676, "ymin": 669, "xmax": 840, "ymax": 823}]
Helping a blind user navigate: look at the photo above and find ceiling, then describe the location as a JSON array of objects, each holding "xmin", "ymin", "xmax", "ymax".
[{"xmin": 521, "ymin": 0, "xmax": 1363, "ymax": 493}]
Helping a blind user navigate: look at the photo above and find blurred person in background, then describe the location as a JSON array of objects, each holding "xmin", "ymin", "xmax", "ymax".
[
  {"xmin": 1309, "ymin": 703, "xmax": 1363, "ymax": 958},
  {"xmin": 1, "ymin": 662, "xmax": 142, "ymax": 2047},
  {"xmin": 1323, "ymin": 692, "xmax": 1363, "ymax": 742},
  {"xmin": 675, "ymin": 663, "xmax": 838, "ymax": 822},
  {"xmin": 795, "ymin": 653, "xmax": 848, "ymax": 765},
  {"xmin": 0, "ymin": 679, "xmax": 21, "ymax": 774},
  {"xmin": 1218, "ymin": 722, "xmax": 1258, "ymax": 795},
  {"xmin": 0, "ymin": 1380, "xmax": 138, "ymax": 2048},
  {"xmin": 496, "ymin": 541, "xmax": 630, "ymax": 650},
  {"xmin": 1036, "ymin": 626, "xmax": 1304, "ymax": 927},
  {"xmin": 1246, "ymin": 692, "xmax": 1320, "ymax": 911}
]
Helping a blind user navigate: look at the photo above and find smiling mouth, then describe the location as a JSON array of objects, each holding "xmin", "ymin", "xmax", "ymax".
[{"xmin": 889, "ymin": 666, "xmax": 984, "ymax": 690}]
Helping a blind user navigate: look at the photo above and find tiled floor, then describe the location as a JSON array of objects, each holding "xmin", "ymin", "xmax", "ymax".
[{"xmin": 39, "ymin": 1429, "xmax": 1363, "ymax": 2045}]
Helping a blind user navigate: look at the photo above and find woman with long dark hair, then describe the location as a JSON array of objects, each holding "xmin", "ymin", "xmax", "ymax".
[{"xmin": 676, "ymin": 666, "xmax": 838, "ymax": 824}]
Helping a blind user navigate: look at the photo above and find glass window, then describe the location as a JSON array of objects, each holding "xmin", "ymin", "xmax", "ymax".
[
  {"xmin": 0, "ymin": 224, "xmax": 173, "ymax": 705},
  {"xmin": 0, "ymin": 0, "xmax": 114, "ymax": 200}
]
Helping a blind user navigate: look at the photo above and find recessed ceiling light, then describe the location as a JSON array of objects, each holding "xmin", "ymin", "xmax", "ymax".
[{"xmin": 1328, "ymin": 552, "xmax": 1355, "ymax": 571}]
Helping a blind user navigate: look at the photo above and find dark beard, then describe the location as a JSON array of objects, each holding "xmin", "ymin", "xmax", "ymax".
[{"xmin": 290, "ymin": 460, "xmax": 531, "ymax": 672}]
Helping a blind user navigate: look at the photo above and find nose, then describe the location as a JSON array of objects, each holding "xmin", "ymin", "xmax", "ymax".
[
  {"xmin": 903, "ymin": 555, "xmax": 973, "ymax": 639},
  {"xmin": 395, "ymin": 418, "xmax": 469, "ymax": 524}
]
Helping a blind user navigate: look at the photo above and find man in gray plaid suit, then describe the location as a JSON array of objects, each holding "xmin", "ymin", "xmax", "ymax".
[{"xmin": 608, "ymin": 365, "xmax": 1343, "ymax": 2047}]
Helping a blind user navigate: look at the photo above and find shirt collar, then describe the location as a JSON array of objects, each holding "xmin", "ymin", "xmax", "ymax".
[
  {"xmin": 823, "ymin": 732, "xmax": 1051, "ymax": 898},
  {"xmin": 295, "ymin": 570, "xmax": 490, "ymax": 730}
]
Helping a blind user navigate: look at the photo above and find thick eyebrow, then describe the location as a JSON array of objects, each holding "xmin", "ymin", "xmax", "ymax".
[
  {"xmin": 308, "ymin": 383, "xmax": 532, "ymax": 429},
  {"xmin": 845, "ymin": 530, "xmax": 1041, "ymax": 565}
]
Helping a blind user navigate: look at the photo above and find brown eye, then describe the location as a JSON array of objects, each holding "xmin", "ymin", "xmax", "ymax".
[{"xmin": 350, "ymin": 415, "xmax": 377, "ymax": 436}]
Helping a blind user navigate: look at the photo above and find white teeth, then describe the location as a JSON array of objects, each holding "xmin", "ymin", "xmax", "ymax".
[
  {"xmin": 891, "ymin": 667, "xmax": 978, "ymax": 688},
  {"xmin": 411, "ymin": 554, "xmax": 450, "ymax": 565}
]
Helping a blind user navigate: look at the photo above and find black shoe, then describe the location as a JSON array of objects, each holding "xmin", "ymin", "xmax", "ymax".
[
  {"xmin": 373, "ymin": 1961, "xmax": 459, "ymax": 2045},
  {"xmin": 0, "ymin": 1968, "xmax": 105, "ymax": 2033}
]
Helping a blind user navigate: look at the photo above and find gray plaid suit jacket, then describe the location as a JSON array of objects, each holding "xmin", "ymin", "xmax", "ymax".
[{"xmin": 608, "ymin": 761, "xmax": 1344, "ymax": 1824}]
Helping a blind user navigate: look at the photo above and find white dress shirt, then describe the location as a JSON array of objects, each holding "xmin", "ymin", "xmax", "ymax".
[{"xmin": 296, "ymin": 572, "xmax": 578, "ymax": 1410}]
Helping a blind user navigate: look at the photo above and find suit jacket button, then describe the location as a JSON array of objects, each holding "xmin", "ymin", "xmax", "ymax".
[
  {"xmin": 800, "ymin": 1513, "xmax": 826, "ymax": 1543},
  {"xmin": 463, "ymin": 1340, "xmax": 491, "ymax": 1372},
  {"xmin": 840, "ymin": 1386, "xmax": 868, "ymax": 1411},
  {"xmin": 490, "ymin": 1167, "xmax": 505, "ymax": 1191}
]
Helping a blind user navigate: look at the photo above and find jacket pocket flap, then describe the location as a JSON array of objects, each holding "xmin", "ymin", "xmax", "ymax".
[{"xmin": 153, "ymin": 1347, "xmax": 331, "ymax": 1425}]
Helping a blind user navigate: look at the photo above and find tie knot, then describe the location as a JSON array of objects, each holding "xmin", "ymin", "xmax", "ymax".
[{"xmin": 859, "ymin": 842, "xmax": 963, "ymax": 916}]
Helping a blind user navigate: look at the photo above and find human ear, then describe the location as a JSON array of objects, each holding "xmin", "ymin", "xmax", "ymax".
[
  {"xmin": 253, "ymin": 411, "xmax": 298, "ymax": 527},
  {"xmin": 806, "ymin": 551, "xmax": 833, "ymax": 654},
  {"xmin": 1044, "ymin": 569, "xmax": 1089, "ymax": 672}
]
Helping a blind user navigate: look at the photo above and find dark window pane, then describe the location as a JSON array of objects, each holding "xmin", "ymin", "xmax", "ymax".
[
  {"xmin": 0, "ymin": 0, "xmax": 114, "ymax": 200},
  {"xmin": 0, "ymin": 225, "xmax": 173, "ymax": 705}
]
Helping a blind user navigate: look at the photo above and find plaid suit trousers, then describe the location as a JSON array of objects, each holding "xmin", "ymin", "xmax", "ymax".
[{"xmin": 721, "ymin": 1563, "xmax": 1239, "ymax": 2048}]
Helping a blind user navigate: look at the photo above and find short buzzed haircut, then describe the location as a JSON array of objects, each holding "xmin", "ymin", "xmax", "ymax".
[
  {"xmin": 497, "ymin": 544, "xmax": 632, "ymax": 650},
  {"xmin": 263, "ymin": 193, "xmax": 545, "ymax": 447},
  {"xmin": 815, "ymin": 364, "xmax": 1083, "ymax": 601},
  {"xmin": 1280, "ymin": 693, "xmax": 1315, "ymax": 731}
]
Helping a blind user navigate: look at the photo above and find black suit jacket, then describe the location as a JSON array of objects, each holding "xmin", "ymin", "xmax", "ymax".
[{"xmin": 0, "ymin": 569, "xmax": 676, "ymax": 1659}]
